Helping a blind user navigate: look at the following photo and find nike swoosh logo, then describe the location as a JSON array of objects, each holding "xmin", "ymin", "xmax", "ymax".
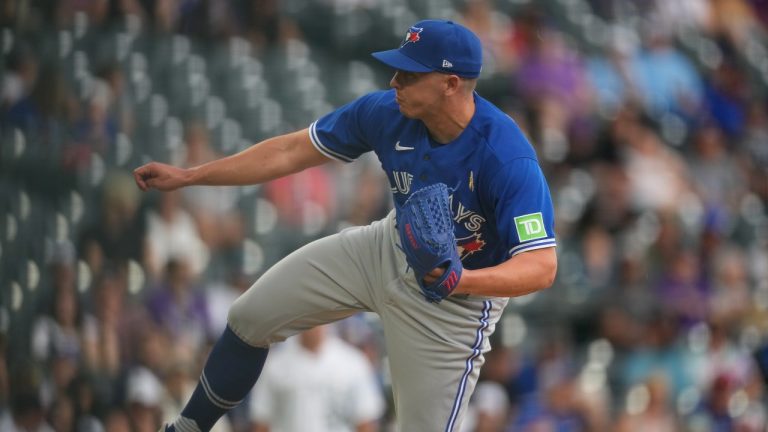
[{"xmin": 395, "ymin": 141, "xmax": 414, "ymax": 151}]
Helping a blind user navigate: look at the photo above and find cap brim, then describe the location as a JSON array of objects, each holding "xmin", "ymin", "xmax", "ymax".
[{"xmin": 371, "ymin": 49, "xmax": 434, "ymax": 73}]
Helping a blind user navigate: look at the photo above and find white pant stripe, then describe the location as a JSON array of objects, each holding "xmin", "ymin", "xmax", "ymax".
[{"xmin": 444, "ymin": 300, "xmax": 492, "ymax": 432}]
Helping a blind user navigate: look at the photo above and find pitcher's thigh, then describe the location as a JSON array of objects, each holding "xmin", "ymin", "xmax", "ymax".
[
  {"xmin": 381, "ymin": 291, "xmax": 503, "ymax": 432},
  {"xmin": 227, "ymin": 232, "xmax": 374, "ymax": 347}
]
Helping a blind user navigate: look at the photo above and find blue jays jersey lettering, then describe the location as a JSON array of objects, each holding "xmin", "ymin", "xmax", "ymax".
[{"xmin": 309, "ymin": 89, "xmax": 556, "ymax": 270}]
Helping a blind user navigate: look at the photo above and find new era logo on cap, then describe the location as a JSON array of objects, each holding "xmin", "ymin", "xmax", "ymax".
[{"xmin": 371, "ymin": 20, "xmax": 483, "ymax": 78}]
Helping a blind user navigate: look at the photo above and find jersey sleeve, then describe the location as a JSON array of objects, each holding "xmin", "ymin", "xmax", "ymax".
[
  {"xmin": 309, "ymin": 92, "xmax": 381, "ymax": 162},
  {"xmin": 486, "ymin": 157, "xmax": 557, "ymax": 258}
]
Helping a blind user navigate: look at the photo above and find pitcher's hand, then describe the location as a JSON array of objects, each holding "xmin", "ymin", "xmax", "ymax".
[
  {"xmin": 133, "ymin": 162, "xmax": 191, "ymax": 191},
  {"xmin": 422, "ymin": 267, "xmax": 445, "ymax": 285}
]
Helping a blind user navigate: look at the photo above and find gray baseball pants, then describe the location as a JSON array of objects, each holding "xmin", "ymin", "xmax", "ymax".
[{"xmin": 227, "ymin": 211, "xmax": 507, "ymax": 431}]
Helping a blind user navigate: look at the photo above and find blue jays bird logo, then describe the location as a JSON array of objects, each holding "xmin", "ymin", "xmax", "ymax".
[
  {"xmin": 401, "ymin": 27, "xmax": 423, "ymax": 46},
  {"xmin": 456, "ymin": 232, "xmax": 486, "ymax": 260}
]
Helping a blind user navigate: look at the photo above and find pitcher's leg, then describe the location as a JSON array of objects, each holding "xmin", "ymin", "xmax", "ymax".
[
  {"xmin": 172, "ymin": 326, "xmax": 269, "ymax": 432},
  {"xmin": 170, "ymin": 222, "xmax": 386, "ymax": 432},
  {"xmin": 380, "ymin": 276, "xmax": 507, "ymax": 432},
  {"xmin": 228, "ymin": 221, "xmax": 389, "ymax": 346}
]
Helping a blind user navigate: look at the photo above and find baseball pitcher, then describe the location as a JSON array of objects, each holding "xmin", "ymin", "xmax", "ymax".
[{"xmin": 134, "ymin": 19, "xmax": 557, "ymax": 432}]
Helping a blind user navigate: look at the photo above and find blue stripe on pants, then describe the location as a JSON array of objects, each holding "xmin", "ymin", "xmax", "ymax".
[{"xmin": 444, "ymin": 300, "xmax": 492, "ymax": 432}]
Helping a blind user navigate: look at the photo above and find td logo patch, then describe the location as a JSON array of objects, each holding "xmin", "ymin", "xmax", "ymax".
[{"xmin": 514, "ymin": 213, "xmax": 547, "ymax": 241}]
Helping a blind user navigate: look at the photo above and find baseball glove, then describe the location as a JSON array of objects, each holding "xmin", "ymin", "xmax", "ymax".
[{"xmin": 397, "ymin": 183, "xmax": 463, "ymax": 303}]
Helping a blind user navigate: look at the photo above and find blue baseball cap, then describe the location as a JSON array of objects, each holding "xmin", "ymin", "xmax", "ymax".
[{"xmin": 372, "ymin": 20, "xmax": 483, "ymax": 78}]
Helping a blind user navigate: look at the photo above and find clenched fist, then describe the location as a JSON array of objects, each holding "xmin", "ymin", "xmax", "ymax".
[{"xmin": 133, "ymin": 162, "xmax": 192, "ymax": 191}]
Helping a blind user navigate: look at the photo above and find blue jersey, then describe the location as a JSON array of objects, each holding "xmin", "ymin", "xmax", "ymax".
[{"xmin": 309, "ymin": 90, "xmax": 556, "ymax": 270}]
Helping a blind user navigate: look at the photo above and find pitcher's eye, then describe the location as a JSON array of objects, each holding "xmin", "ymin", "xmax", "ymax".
[{"xmin": 395, "ymin": 71, "xmax": 424, "ymax": 86}]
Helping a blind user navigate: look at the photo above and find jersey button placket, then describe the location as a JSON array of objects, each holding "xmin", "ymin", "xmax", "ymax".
[{"xmin": 420, "ymin": 153, "xmax": 431, "ymax": 181}]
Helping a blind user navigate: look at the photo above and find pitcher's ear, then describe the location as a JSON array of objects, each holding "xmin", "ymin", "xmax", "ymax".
[{"xmin": 444, "ymin": 74, "xmax": 461, "ymax": 95}]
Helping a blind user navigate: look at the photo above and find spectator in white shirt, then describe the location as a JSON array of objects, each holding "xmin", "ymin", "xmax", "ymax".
[{"xmin": 249, "ymin": 325, "xmax": 385, "ymax": 432}]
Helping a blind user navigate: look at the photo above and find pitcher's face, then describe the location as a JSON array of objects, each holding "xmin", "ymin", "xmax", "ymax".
[{"xmin": 390, "ymin": 71, "xmax": 450, "ymax": 119}]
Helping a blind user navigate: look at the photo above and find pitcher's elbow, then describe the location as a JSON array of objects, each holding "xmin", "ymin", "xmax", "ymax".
[{"xmin": 540, "ymin": 256, "xmax": 558, "ymax": 290}]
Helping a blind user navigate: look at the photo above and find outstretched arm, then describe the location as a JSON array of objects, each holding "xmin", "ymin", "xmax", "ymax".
[
  {"xmin": 133, "ymin": 128, "xmax": 329, "ymax": 191},
  {"xmin": 425, "ymin": 247, "xmax": 557, "ymax": 298}
]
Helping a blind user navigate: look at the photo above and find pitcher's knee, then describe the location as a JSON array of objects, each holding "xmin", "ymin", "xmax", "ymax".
[{"xmin": 226, "ymin": 296, "xmax": 270, "ymax": 347}]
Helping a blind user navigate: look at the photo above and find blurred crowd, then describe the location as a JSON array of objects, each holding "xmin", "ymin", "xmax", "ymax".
[{"xmin": 1, "ymin": 0, "xmax": 767, "ymax": 431}]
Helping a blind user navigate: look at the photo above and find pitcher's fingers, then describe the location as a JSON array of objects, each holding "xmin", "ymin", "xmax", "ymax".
[
  {"xmin": 133, "ymin": 167, "xmax": 149, "ymax": 191},
  {"xmin": 428, "ymin": 267, "xmax": 445, "ymax": 277},
  {"xmin": 422, "ymin": 269, "xmax": 439, "ymax": 284}
]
